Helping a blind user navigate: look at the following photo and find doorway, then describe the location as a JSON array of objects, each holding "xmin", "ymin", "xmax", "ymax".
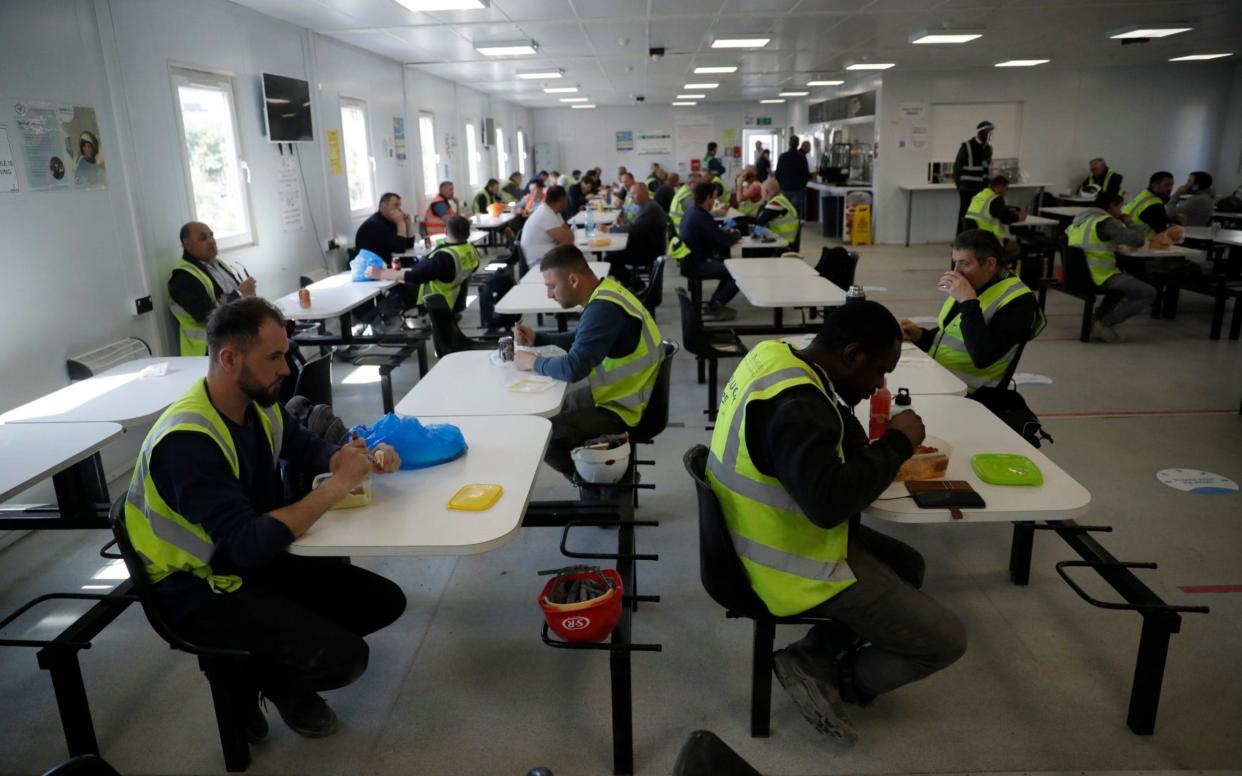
[{"xmin": 743, "ymin": 129, "xmax": 779, "ymax": 166}]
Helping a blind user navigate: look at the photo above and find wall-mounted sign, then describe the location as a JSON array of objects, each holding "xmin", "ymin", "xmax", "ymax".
[
  {"xmin": 13, "ymin": 101, "xmax": 107, "ymax": 190},
  {"xmin": 616, "ymin": 130, "xmax": 634, "ymax": 151}
]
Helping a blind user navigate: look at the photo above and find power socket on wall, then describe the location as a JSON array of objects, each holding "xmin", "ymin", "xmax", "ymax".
[{"xmin": 134, "ymin": 296, "xmax": 153, "ymax": 315}]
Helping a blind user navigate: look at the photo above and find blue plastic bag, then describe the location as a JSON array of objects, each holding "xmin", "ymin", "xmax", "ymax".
[
  {"xmin": 722, "ymin": 217, "xmax": 737, "ymax": 230},
  {"xmin": 348, "ymin": 413, "xmax": 468, "ymax": 470},
  {"xmin": 350, "ymin": 249, "xmax": 386, "ymax": 282}
]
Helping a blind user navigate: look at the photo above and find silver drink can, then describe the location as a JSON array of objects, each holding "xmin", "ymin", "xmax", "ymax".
[{"xmin": 498, "ymin": 336, "xmax": 514, "ymax": 361}]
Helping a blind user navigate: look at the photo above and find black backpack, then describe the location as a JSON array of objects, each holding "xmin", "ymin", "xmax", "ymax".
[
  {"xmin": 479, "ymin": 270, "xmax": 518, "ymax": 332},
  {"xmin": 967, "ymin": 385, "xmax": 1053, "ymax": 449}
]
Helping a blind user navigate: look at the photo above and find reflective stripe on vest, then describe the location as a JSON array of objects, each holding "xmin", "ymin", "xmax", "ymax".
[
  {"xmin": 585, "ymin": 278, "xmax": 665, "ymax": 426},
  {"xmin": 1122, "ymin": 189, "xmax": 1161, "ymax": 238},
  {"xmin": 930, "ymin": 276, "xmax": 1043, "ymax": 391},
  {"xmin": 765, "ymin": 193, "xmax": 799, "ymax": 242},
  {"xmin": 958, "ymin": 139, "xmax": 986, "ymax": 185},
  {"xmin": 424, "ymin": 195, "xmax": 456, "ymax": 234},
  {"xmin": 169, "ymin": 260, "xmax": 217, "ymax": 357},
  {"xmin": 667, "ymin": 235, "xmax": 690, "ymax": 260},
  {"xmin": 965, "ymin": 189, "xmax": 1005, "ymax": 238},
  {"xmin": 417, "ymin": 242, "xmax": 480, "ymax": 305},
  {"xmin": 124, "ymin": 379, "xmax": 283, "ymax": 592},
  {"xmin": 669, "ymin": 185, "xmax": 692, "ymax": 228},
  {"xmin": 1066, "ymin": 213, "xmax": 1120, "ymax": 286},
  {"xmin": 737, "ymin": 198, "xmax": 763, "ymax": 218},
  {"xmin": 706, "ymin": 340, "xmax": 854, "ymax": 616}
]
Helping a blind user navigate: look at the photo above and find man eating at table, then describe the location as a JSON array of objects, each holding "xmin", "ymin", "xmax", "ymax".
[{"xmin": 512, "ymin": 245, "xmax": 665, "ymax": 489}]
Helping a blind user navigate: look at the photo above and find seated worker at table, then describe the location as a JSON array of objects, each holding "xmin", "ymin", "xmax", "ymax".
[
  {"xmin": 1065, "ymin": 193, "xmax": 1156, "ymax": 343},
  {"xmin": 170, "ymin": 221, "xmax": 257, "ymax": 356},
  {"xmin": 367, "ymin": 215, "xmax": 479, "ymax": 313},
  {"xmin": 512, "ymin": 245, "xmax": 664, "ymax": 481},
  {"xmin": 900, "ymin": 230, "xmax": 1045, "ymax": 389},
  {"xmin": 964, "ymin": 175, "xmax": 1026, "ymax": 248},
  {"xmin": 519, "ymin": 185, "xmax": 575, "ymax": 265},
  {"xmin": 424, "ymin": 180, "xmax": 461, "ymax": 236},
  {"xmin": 1123, "ymin": 171, "xmax": 1176, "ymax": 238},
  {"xmin": 1079, "ymin": 157, "xmax": 1124, "ymax": 198},
  {"xmin": 125, "ymin": 297, "xmax": 406, "ymax": 739},
  {"xmin": 565, "ymin": 175, "xmax": 597, "ymax": 220},
  {"xmin": 755, "ymin": 178, "xmax": 800, "ymax": 247},
  {"xmin": 1167, "ymin": 171, "xmax": 1216, "ymax": 227},
  {"xmin": 654, "ymin": 172, "xmax": 679, "ymax": 213},
  {"xmin": 668, "ymin": 171, "xmax": 701, "ymax": 230},
  {"xmin": 500, "ymin": 172, "xmax": 523, "ymax": 202},
  {"xmin": 613, "ymin": 171, "xmax": 637, "ymax": 207},
  {"xmin": 472, "ymin": 178, "xmax": 502, "ymax": 215},
  {"xmin": 708, "ymin": 301, "xmax": 964, "ymax": 745},
  {"xmin": 517, "ymin": 179, "xmax": 545, "ymax": 218},
  {"xmin": 604, "ymin": 182, "xmax": 669, "ymax": 288},
  {"xmin": 681, "ymin": 181, "xmax": 742, "ymax": 319}
]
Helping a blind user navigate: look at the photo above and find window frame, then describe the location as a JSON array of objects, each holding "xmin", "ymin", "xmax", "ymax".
[
  {"xmin": 339, "ymin": 96, "xmax": 377, "ymax": 217},
  {"xmin": 169, "ymin": 65, "xmax": 255, "ymax": 251}
]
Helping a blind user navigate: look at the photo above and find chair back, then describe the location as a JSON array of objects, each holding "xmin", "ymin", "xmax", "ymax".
[
  {"xmin": 676, "ymin": 287, "xmax": 712, "ymax": 357},
  {"xmin": 629, "ymin": 340, "xmax": 678, "ymax": 443},
  {"xmin": 683, "ymin": 445, "xmax": 772, "ymax": 620},
  {"xmin": 1060, "ymin": 239, "xmax": 1096, "ymax": 295},
  {"xmin": 293, "ymin": 350, "xmax": 333, "ymax": 407},
  {"xmin": 38, "ymin": 755, "xmax": 122, "ymax": 776},
  {"xmin": 108, "ymin": 498, "xmax": 248, "ymax": 658},
  {"xmin": 672, "ymin": 730, "xmax": 763, "ymax": 776},
  {"xmin": 637, "ymin": 256, "xmax": 667, "ymax": 313},
  {"xmin": 426, "ymin": 294, "xmax": 479, "ymax": 357},
  {"xmin": 815, "ymin": 246, "xmax": 859, "ymax": 291}
]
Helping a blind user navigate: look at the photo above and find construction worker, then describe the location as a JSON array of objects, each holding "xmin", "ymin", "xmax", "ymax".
[
  {"xmin": 964, "ymin": 175, "xmax": 1026, "ymax": 240},
  {"xmin": 368, "ymin": 215, "xmax": 479, "ymax": 311},
  {"xmin": 169, "ymin": 221, "xmax": 256, "ymax": 356},
  {"xmin": 953, "ymin": 120, "xmax": 993, "ymax": 233},
  {"xmin": 1066, "ymin": 193, "xmax": 1156, "ymax": 342},
  {"xmin": 423, "ymin": 180, "xmax": 460, "ymax": 236}
]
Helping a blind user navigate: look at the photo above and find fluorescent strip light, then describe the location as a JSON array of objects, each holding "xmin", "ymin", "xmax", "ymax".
[
  {"xmin": 559, "ymin": 97, "xmax": 588, "ymax": 102},
  {"xmin": 517, "ymin": 69, "xmax": 562, "ymax": 79},
  {"xmin": 672, "ymin": 101, "xmax": 697, "ymax": 106},
  {"xmin": 711, "ymin": 37, "xmax": 771, "ymax": 49},
  {"xmin": 694, "ymin": 66, "xmax": 738, "ymax": 74},
  {"xmin": 1169, "ymin": 53, "xmax": 1232, "ymax": 61},
  {"xmin": 677, "ymin": 94, "xmax": 706, "ymax": 99},
  {"xmin": 475, "ymin": 39, "xmax": 539, "ymax": 56},
  {"xmin": 911, "ymin": 31, "xmax": 982, "ymax": 44},
  {"xmin": 807, "ymin": 80, "xmax": 844, "ymax": 86},
  {"xmin": 779, "ymin": 91, "xmax": 809, "ymax": 97},
  {"xmin": 393, "ymin": 0, "xmax": 488, "ymax": 10},
  {"xmin": 846, "ymin": 62, "xmax": 895, "ymax": 70},
  {"xmin": 685, "ymin": 83, "xmax": 719, "ymax": 89},
  {"xmin": 1108, "ymin": 25, "xmax": 1191, "ymax": 39},
  {"xmin": 543, "ymin": 87, "xmax": 578, "ymax": 93},
  {"xmin": 760, "ymin": 98, "xmax": 786, "ymax": 104},
  {"xmin": 571, "ymin": 104, "xmax": 596, "ymax": 109},
  {"xmin": 995, "ymin": 59, "xmax": 1050, "ymax": 67}
]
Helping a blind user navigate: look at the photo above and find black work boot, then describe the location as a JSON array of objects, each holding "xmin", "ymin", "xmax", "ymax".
[
  {"xmin": 265, "ymin": 689, "xmax": 340, "ymax": 738},
  {"xmin": 772, "ymin": 645, "xmax": 858, "ymax": 745}
]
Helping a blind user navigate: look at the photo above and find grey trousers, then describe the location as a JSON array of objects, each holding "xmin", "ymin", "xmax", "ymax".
[
  {"xmin": 795, "ymin": 524, "xmax": 966, "ymax": 697},
  {"xmin": 544, "ymin": 386, "xmax": 629, "ymax": 478},
  {"xmin": 1097, "ymin": 271, "xmax": 1157, "ymax": 326}
]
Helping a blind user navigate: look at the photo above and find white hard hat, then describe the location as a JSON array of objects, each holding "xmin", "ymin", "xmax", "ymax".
[{"xmin": 571, "ymin": 436, "xmax": 631, "ymax": 485}]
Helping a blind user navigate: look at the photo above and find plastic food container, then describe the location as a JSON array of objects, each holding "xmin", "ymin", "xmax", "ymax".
[
  {"xmin": 539, "ymin": 568, "xmax": 623, "ymax": 643},
  {"xmin": 312, "ymin": 473, "xmax": 372, "ymax": 509},
  {"xmin": 894, "ymin": 437, "xmax": 951, "ymax": 482}
]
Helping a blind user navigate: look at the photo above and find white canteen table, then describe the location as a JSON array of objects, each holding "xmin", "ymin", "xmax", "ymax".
[{"xmin": 394, "ymin": 351, "xmax": 567, "ymax": 418}]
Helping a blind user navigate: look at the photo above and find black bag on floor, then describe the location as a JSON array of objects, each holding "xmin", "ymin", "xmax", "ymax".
[
  {"xmin": 967, "ymin": 386, "xmax": 1053, "ymax": 449},
  {"xmin": 479, "ymin": 270, "xmax": 518, "ymax": 332}
]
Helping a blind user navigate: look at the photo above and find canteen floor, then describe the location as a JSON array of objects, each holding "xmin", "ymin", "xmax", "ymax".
[{"xmin": 1, "ymin": 230, "xmax": 1240, "ymax": 776}]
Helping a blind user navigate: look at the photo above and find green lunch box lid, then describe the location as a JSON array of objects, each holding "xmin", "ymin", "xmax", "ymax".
[{"xmin": 971, "ymin": 453, "xmax": 1044, "ymax": 486}]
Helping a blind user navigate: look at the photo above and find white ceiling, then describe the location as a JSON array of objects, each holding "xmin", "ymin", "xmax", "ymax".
[{"xmin": 230, "ymin": 0, "xmax": 1242, "ymax": 107}]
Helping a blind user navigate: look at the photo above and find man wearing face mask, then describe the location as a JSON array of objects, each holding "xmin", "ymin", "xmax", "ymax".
[
  {"xmin": 899, "ymin": 230, "xmax": 1044, "ymax": 388},
  {"xmin": 953, "ymin": 121, "xmax": 994, "ymax": 234},
  {"xmin": 707, "ymin": 300, "xmax": 964, "ymax": 745}
]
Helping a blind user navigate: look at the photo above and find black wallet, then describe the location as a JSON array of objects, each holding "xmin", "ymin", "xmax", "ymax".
[{"xmin": 906, "ymin": 480, "xmax": 986, "ymax": 511}]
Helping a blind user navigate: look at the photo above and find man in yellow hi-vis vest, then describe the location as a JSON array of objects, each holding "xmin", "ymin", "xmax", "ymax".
[
  {"xmin": 709, "ymin": 301, "xmax": 965, "ymax": 744},
  {"xmin": 169, "ymin": 222, "xmax": 257, "ymax": 356},
  {"xmin": 125, "ymin": 298, "xmax": 405, "ymax": 740},
  {"xmin": 899, "ymin": 230, "xmax": 1045, "ymax": 391},
  {"xmin": 514, "ymin": 244, "xmax": 664, "ymax": 483}
]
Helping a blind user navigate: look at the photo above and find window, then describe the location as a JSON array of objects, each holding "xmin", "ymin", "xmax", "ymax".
[
  {"xmin": 339, "ymin": 98, "xmax": 375, "ymax": 214},
  {"xmin": 516, "ymin": 128, "xmax": 528, "ymax": 177},
  {"xmin": 418, "ymin": 112, "xmax": 439, "ymax": 198},
  {"xmin": 496, "ymin": 126, "xmax": 507, "ymax": 179},
  {"xmin": 171, "ymin": 67, "xmax": 253, "ymax": 249},
  {"xmin": 464, "ymin": 120, "xmax": 480, "ymax": 187}
]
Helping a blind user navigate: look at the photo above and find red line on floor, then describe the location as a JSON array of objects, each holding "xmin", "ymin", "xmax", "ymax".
[
  {"xmin": 1042, "ymin": 409, "xmax": 1237, "ymax": 418},
  {"xmin": 1179, "ymin": 585, "xmax": 1242, "ymax": 594}
]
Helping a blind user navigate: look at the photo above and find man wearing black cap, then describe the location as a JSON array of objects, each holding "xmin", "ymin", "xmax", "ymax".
[{"xmin": 953, "ymin": 121, "xmax": 994, "ymax": 234}]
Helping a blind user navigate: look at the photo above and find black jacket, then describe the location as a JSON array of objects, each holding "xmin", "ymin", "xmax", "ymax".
[
  {"xmin": 775, "ymin": 148, "xmax": 810, "ymax": 192},
  {"xmin": 953, "ymin": 137, "xmax": 992, "ymax": 193},
  {"xmin": 355, "ymin": 211, "xmax": 415, "ymax": 263},
  {"xmin": 915, "ymin": 275, "xmax": 1039, "ymax": 369},
  {"xmin": 610, "ymin": 201, "xmax": 668, "ymax": 264},
  {"xmin": 167, "ymin": 253, "xmax": 240, "ymax": 324}
]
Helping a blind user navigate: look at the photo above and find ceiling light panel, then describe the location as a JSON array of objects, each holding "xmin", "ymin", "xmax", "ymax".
[
  {"xmin": 1169, "ymin": 53, "xmax": 1232, "ymax": 61},
  {"xmin": 846, "ymin": 63, "xmax": 895, "ymax": 70},
  {"xmin": 694, "ymin": 66, "xmax": 738, "ymax": 74},
  {"xmin": 685, "ymin": 83, "xmax": 719, "ymax": 89},
  {"xmin": 543, "ymin": 86, "xmax": 578, "ymax": 93},
  {"xmin": 779, "ymin": 91, "xmax": 809, "ymax": 97},
  {"xmin": 672, "ymin": 101, "xmax": 697, "ymax": 106},
  {"xmin": 760, "ymin": 99, "xmax": 785, "ymax": 104},
  {"xmin": 807, "ymin": 80, "xmax": 844, "ymax": 86},
  {"xmin": 712, "ymin": 36, "xmax": 771, "ymax": 49},
  {"xmin": 677, "ymin": 94, "xmax": 706, "ymax": 99},
  {"xmin": 1108, "ymin": 26, "xmax": 1192, "ymax": 39},
  {"xmin": 516, "ymin": 68, "xmax": 562, "ymax": 79},
  {"xmin": 571, "ymin": 104, "xmax": 595, "ymax": 109},
  {"xmin": 393, "ymin": 0, "xmax": 487, "ymax": 10},
  {"xmin": 994, "ymin": 59, "xmax": 1050, "ymax": 67},
  {"xmin": 475, "ymin": 39, "xmax": 539, "ymax": 56},
  {"xmin": 910, "ymin": 31, "xmax": 983, "ymax": 44}
]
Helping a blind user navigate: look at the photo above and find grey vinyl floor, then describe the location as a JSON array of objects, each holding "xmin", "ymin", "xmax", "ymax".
[{"xmin": 2, "ymin": 229, "xmax": 1240, "ymax": 776}]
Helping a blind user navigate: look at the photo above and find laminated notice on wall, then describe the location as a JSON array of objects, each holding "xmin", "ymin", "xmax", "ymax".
[
  {"xmin": 12, "ymin": 102, "xmax": 107, "ymax": 191},
  {"xmin": 327, "ymin": 129, "xmax": 343, "ymax": 176},
  {"xmin": 0, "ymin": 126, "xmax": 17, "ymax": 193}
]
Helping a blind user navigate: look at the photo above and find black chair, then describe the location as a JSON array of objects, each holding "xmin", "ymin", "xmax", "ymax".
[
  {"xmin": 672, "ymin": 730, "xmax": 763, "ymax": 776},
  {"xmin": 814, "ymin": 246, "xmax": 859, "ymax": 291},
  {"xmin": 425, "ymin": 294, "xmax": 491, "ymax": 357},
  {"xmin": 635, "ymin": 255, "xmax": 667, "ymax": 315},
  {"xmin": 292, "ymin": 350, "xmax": 333, "ymax": 407},
  {"xmin": 39, "ymin": 755, "xmax": 122, "ymax": 776},
  {"xmin": 629, "ymin": 340, "xmax": 678, "ymax": 444},
  {"xmin": 107, "ymin": 498, "xmax": 254, "ymax": 772},
  {"xmin": 683, "ymin": 445, "xmax": 835, "ymax": 738},
  {"xmin": 1059, "ymin": 242, "xmax": 1106, "ymax": 342},
  {"xmin": 677, "ymin": 288, "xmax": 747, "ymax": 424}
]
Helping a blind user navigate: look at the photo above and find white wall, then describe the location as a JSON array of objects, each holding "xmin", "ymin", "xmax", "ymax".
[
  {"xmin": 873, "ymin": 64, "xmax": 1237, "ymax": 245},
  {"xmin": 1215, "ymin": 63, "xmax": 1242, "ymax": 197},
  {"xmin": 531, "ymin": 102, "xmax": 794, "ymax": 185}
]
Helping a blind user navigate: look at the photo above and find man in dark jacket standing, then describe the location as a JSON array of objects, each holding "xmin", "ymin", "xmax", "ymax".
[
  {"xmin": 953, "ymin": 121, "xmax": 993, "ymax": 234},
  {"xmin": 775, "ymin": 134, "xmax": 811, "ymax": 219}
]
